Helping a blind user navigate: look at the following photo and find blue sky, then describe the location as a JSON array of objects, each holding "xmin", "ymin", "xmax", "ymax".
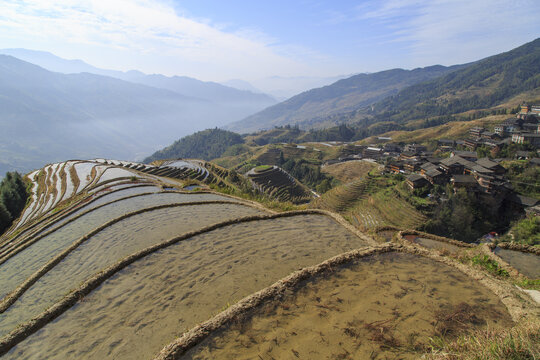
[{"xmin": 0, "ymin": 0, "xmax": 539, "ymax": 82}]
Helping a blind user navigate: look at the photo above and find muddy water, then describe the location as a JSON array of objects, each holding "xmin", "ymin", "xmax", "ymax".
[
  {"xmin": 186, "ymin": 252, "xmax": 513, "ymax": 360},
  {"xmin": 414, "ymin": 237, "xmax": 461, "ymax": 254},
  {"xmin": 7, "ymin": 215, "xmax": 367, "ymax": 360},
  {"xmin": 0, "ymin": 203, "xmax": 263, "ymax": 337},
  {"xmin": 494, "ymin": 247, "xmax": 540, "ymax": 279},
  {"xmin": 0, "ymin": 192, "xmax": 238, "ymax": 300},
  {"xmin": 376, "ymin": 230, "xmax": 395, "ymax": 242}
]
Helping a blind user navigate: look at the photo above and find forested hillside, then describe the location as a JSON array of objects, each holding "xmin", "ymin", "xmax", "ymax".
[
  {"xmin": 144, "ymin": 128, "xmax": 244, "ymax": 162},
  {"xmin": 227, "ymin": 65, "xmax": 465, "ymax": 133},
  {"xmin": 368, "ymin": 38, "xmax": 540, "ymax": 124}
]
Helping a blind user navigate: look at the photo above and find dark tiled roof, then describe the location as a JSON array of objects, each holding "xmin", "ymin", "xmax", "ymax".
[
  {"xmin": 476, "ymin": 158, "xmax": 499, "ymax": 169},
  {"xmin": 406, "ymin": 174, "xmax": 426, "ymax": 183},
  {"xmin": 425, "ymin": 168, "xmax": 442, "ymax": 177},
  {"xmin": 452, "ymin": 175, "xmax": 477, "ymax": 184}
]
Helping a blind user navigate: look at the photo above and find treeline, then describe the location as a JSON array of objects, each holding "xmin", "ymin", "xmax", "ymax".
[
  {"xmin": 421, "ymin": 187, "xmax": 514, "ymax": 242},
  {"xmin": 0, "ymin": 172, "xmax": 29, "ymax": 234},
  {"xmin": 280, "ymin": 158, "xmax": 334, "ymax": 193},
  {"xmin": 144, "ymin": 128, "xmax": 244, "ymax": 163}
]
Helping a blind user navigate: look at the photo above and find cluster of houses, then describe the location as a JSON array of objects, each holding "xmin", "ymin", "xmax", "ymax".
[{"xmin": 324, "ymin": 104, "xmax": 540, "ymax": 215}]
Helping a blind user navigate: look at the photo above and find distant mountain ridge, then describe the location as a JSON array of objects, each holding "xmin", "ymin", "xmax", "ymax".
[
  {"xmin": 0, "ymin": 48, "xmax": 277, "ymax": 105},
  {"xmin": 226, "ymin": 64, "xmax": 467, "ymax": 134},
  {"xmin": 0, "ymin": 55, "xmax": 264, "ymax": 173}
]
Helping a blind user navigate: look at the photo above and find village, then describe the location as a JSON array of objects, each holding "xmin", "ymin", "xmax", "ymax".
[{"xmin": 327, "ymin": 104, "xmax": 540, "ymax": 218}]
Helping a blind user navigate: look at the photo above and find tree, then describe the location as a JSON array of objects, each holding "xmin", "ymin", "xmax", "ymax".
[
  {"xmin": 0, "ymin": 202, "xmax": 12, "ymax": 234},
  {"xmin": 0, "ymin": 172, "xmax": 29, "ymax": 235}
]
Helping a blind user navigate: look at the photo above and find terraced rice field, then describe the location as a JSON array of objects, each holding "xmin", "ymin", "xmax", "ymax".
[
  {"xmin": 0, "ymin": 192, "xmax": 238, "ymax": 300},
  {"xmin": 313, "ymin": 178, "xmax": 375, "ymax": 212},
  {"xmin": 4, "ymin": 214, "xmax": 367, "ymax": 359},
  {"xmin": 0, "ymin": 203, "xmax": 264, "ymax": 338},
  {"xmin": 247, "ymin": 166, "xmax": 312, "ymax": 203},
  {"xmin": 183, "ymin": 252, "xmax": 513, "ymax": 360},
  {"xmin": 494, "ymin": 248, "xmax": 540, "ymax": 279},
  {"xmin": 0, "ymin": 159, "xmax": 534, "ymax": 360}
]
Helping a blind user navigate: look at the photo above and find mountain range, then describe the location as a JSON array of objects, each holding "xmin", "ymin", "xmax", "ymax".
[
  {"xmin": 226, "ymin": 64, "xmax": 467, "ymax": 133},
  {"xmin": 2, "ymin": 38, "xmax": 539, "ymax": 174},
  {"xmin": 227, "ymin": 38, "xmax": 540, "ymax": 136},
  {"xmin": 0, "ymin": 50, "xmax": 276, "ymax": 173}
]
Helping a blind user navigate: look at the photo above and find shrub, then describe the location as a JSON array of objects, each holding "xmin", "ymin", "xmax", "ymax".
[{"xmin": 471, "ymin": 255, "xmax": 509, "ymax": 277}]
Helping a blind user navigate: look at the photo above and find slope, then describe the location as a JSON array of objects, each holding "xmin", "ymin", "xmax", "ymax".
[
  {"xmin": 226, "ymin": 65, "xmax": 466, "ymax": 133},
  {"xmin": 369, "ymin": 38, "xmax": 540, "ymax": 123}
]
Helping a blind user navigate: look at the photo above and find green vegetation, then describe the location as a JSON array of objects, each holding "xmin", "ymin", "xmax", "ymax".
[
  {"xmin": 502, "ymin": 160, "xmax": 540, "ymax": 199},
  {"xmin": 281, "ymin": 158, "xmax": 335, "ymax": 193},
  {"xmin": 0, "ymin": 172, "xmax": 29, "ymax": 234},
  {"xmin": 501, "ymin": 215, "xmax": 540, "ymax": 246},
  {"xmin": 471, "ymin": 255, "xmax": 509, "ymax": 277},
  {"xmin": 144, "ymin": 128, "xmax": 244, "ymax": 163},
  {"xmin": 423, "ymin": 189, "xmax": 503, "ymax": 243},
  {"xmin": 254, "ymin": 165, "xmax": 272, "ymax": 172}
]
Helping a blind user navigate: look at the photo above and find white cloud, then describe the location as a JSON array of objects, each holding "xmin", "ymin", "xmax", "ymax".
[
  {"xmin": 357, "ymin": 0, "xmax": 540, "ymax": 66},
  {"xmin": 0, "ymin": 0, "xmax": 322, "ymax": 80}
]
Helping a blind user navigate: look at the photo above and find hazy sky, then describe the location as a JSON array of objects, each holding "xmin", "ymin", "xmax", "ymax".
[{"xmin": 1, "ymin": 0, "xmax": 539, "ymax": 81}]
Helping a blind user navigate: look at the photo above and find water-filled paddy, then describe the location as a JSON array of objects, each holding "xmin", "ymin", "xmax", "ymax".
[
  {"xmin": 6, "ymin": 214, "xmax": 367, "ymax": 360},
  {"xmin": 0, "ymin": 203, "xmax": 263, "ymax": 337},
  {"xmin": 494, "ymin": 247, "xmax": 540, "ymax": 279},
  {"xmin": 185, "ymin": 252, "xmax": 513, "ymax": 360},
  {"xmin": 97, "ymin": 167, "xmax": 140, "ymax": 183},
  {"xmin": 0, "ymin": 192, "xmax": 238, "ymax": 300},
  {"xmin": 76, "ymin": 185, "xmax": 161, "ymax": 212}
]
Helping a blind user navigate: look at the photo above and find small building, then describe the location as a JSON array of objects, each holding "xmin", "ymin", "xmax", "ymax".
[
  {"xmin": 403, "ymin": 159, "xmax": 423, "ymax": 173},
  {"xmin": 494, "ymin": 118, "xmax": 523, "ymax": 136},
  {"xmin": 363, "ymin": 147, "xmax": 384, "ymax": 159},
  {"xmin": 383, "ymin": 143, "xmax": 401, "ymax": 153},
  {"xmin": 512, "ymin": 133, "xmax": 540, "ymax": 147},
  {"xmin": 438, "ymin": 139, "xmax": 455, "ymax": 147},
  {"xmin": 469, "ymin": 127, "xmax": 485, "ymax": 138},
  {"xmin": 386, "ymin": 160, "xmax": 404, "ymax": 173},
  {"xmin": 403, "ymin": 144, "xmax": 427, "ymax": 154},
  {"xmin": 450, "ymin": 151, "xmax": 478, "ymax": 161},
  {"xmin": 520, "ymin": 104, "xmax": 531, "ymax": 114},
  {"xmin": 420, "ymin": 162, "xmax": 438, "ymax": 175},
  {"xmin": 399, "ymin": 151, "xmax": 419, "ymax": 161},
  {"xmin": 476, "ymin": 158, "xmax": 506, "ymax": 175},
  {"xmin": 480, "ymin": 131, "xmax": 499, "ymax": 140},
  {"xmin": 464, "ymin": 138, "xmax": 480, "ymax": 150},
  {"xmin": 451, "ymin": 175, "xmax": 477, "ymax": 190},
  {"xmin": 425, "ymin": 168, "xmax": 445, "ymax": 185},
  {"xmin": 406, "ymin": 174, "xmax": 429, "ymax": 190}
]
